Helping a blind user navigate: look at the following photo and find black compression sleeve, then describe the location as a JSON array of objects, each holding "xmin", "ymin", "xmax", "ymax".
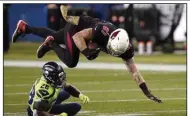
[
  {"xmin": 81, "ymin": 48, "xmax": 90, "ymax": 57},
  {"xmin": 139, "ymin": 82, "xmax": 150, "ymax": 95},
  {"xmin": 64, "ymin": 85, "xmax": 81, "ymax": 98}
]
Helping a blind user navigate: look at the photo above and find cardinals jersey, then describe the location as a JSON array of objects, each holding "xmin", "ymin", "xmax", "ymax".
[{"xmin": 92, "ymin": 22, "xmax": 134, "ymax": 60}]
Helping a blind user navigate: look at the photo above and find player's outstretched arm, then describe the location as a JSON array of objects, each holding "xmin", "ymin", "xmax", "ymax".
[
  {"xmin": 64, "ymin": 83, "xmax": 90, "ymax": 104},
  {"xmin": 73, "ymin": 28, "xmax": 100, "ymax": 60},
  {"xmin": 123, "ymin": 58, "xmax": 162, "ymax": 103}
]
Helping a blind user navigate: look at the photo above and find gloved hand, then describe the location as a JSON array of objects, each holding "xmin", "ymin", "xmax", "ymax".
[
  {"xmin": 81, "ymin": 48, "xmax": 100, "ymax": 60},
  {"xmin": 145, "ymin": 93, "xmax": 162, "ymax": 103},
  {"xmin": 57, "ymin": 112, "xmax": 68, "ymax": 116},
  {"xmin": 79, "ymin": 93, "xmax": 90, "ymax": 104}
]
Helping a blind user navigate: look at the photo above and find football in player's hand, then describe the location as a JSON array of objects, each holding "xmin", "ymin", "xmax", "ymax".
[{"xmin": 88, "ymin": 42, "xmax": 97, "ymax": 49}]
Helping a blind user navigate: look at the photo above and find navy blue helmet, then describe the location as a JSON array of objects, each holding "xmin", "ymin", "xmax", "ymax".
[{"xmin": 42, "ymin": 62, "xmax": 66, "ymax": 88}]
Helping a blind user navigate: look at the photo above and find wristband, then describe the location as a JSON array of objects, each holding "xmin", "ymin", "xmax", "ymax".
[
  {"xmin": 139, "ymin": 82, "xmax": 150, "ymax": 95},
  {"xmin": 81, "ymin": 48, "xmax": 89, "ymax": 57}
]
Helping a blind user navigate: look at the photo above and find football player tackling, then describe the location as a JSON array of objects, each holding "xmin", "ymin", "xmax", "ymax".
[
  {"xmin": 27, "ymin": 61, "xmax": 89, "ymax": 116},
  {"xmin": 13, "ymin": 5, "xmax": 162, "ymax": 104}
]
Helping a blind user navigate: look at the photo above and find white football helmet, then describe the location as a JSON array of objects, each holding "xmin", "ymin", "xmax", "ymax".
[{"xmin": 107, "ymin": 28, "xmax": 130, "ymax": 56}]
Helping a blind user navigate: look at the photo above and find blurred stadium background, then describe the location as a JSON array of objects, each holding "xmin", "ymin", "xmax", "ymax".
[{"xmin": 4, "ymin": 4, "xmax": 186, "ymax": 116}]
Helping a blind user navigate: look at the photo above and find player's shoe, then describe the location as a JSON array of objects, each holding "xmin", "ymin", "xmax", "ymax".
[
  {"xmin": 37, "ymin": 36, "xmax": 54, "ymax": 58},
  {"xmin": 12, "ymin": 20, "xmax": 27, "ymax": 43}
]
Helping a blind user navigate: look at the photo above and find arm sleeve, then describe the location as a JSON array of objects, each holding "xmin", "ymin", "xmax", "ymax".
[
  {"xmin": 139, "ymin": 82, "xmax": 151, "ymax": 95},
  {"xmin": 64, "ymin": 83, "xmax": 81, "ymax": 98}
]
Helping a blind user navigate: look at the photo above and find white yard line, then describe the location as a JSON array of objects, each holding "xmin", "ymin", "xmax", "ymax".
[
  {"xmin": 4, "ymin": 88, "xmax": 186, "ymax": 95},
  {"xmin": 97, "ymin": 113, "xmax": 153, "ymax": 116},
  {"xmin": 97, "ymin": 110, "xmax": 187, "ymax": 116},
  {"xmin": 144, "ymin": 110, "xmax": 186, "ymax": 113},
  {"xmin": 4, "ymin": 84, "xmax": 32, "ymax": 87},
  {"xmin": 4, "ymin": 60, "xmax": 186, "ymax": 72},
  {"xmin": 96, "ymin": 109, "xmax": 187, "ymax": 116},
  {"xmin": 4, "ymin": 78, "xmax": 186, "ymax": 87},
  {"xmin": 4, "ymin": 97, "xmax": 186, "ymax": 106},
  {"xmin": 89, "ymin": 98, "xmax": 186, "ymax": 103},
  {"xmin": 81, "ymin": 88, "xmax": 186, "ymax": 93},
  {"xmin": 4, "ymin": 71, "xmax": 183, "ymax": 80},
  {"xmin": 4, "ymin": 110, "xmax": 186, "ymax": 116}
]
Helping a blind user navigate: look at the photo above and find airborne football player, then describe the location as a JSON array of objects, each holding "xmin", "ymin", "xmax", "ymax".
[{"xmin": 12, "ymin": 5, "xmax": 162, "ymax": 103}]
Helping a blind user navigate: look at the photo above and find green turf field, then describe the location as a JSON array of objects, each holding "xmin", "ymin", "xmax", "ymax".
[
  {"xmin": 4, "ymin": 42, "xmax": 186, "ymax": 64},
  {"xmin": 4, "ymin": 67, "xmax": 186, "ymax": 116}
]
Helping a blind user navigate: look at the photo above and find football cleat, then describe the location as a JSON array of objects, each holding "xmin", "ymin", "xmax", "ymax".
[
  {"xmin": 37, "ymin": 36, "xmax": 54, "ymax": 58},
  {"xmin": 12, "ymin": 20, "xmax": 27, "ymax": 43}
]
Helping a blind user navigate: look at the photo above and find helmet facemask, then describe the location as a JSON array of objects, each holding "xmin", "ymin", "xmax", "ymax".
[{"xmin": 55, "ymin": 69, "xmax": 66, "ymax": 88}]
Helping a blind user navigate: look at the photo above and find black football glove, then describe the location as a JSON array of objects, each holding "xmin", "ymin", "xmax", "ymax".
[
  {"xmin": 82, "ymin": 48, "xmax": 100, "ymax": 60},
  {"xmin": 145, "ymin": 93, "xmax": 162, "ymax": 103}
]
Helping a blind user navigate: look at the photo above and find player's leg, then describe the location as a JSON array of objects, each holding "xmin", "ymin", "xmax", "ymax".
[
  {"xmin": 50, "ymin": 103, "xmax": 81, "ymax": 116},
  {"xmin": 52, "ymin": 23, "xmax": 80, "ymax": 68},
  {"xmin": 12, "ymin": 20, "xmax": 56, "ymax": 43},
  {"xmin": 36, "ymin": 28, "xmax": 66, "ymax": 58},
  {"xmin": 50, "ymin": 42, "xmax": 80, "ymax": 68},
  {"xmin": 55, "ymin": 90, "xmax": 70, "ymax": 104},
  {"xmin": 37, "ymin": 24, "xmax": 80, "ymax": 68},
  {"xmin": 37, "ymin": 38, "xmax": 80, "ymax": 68}
]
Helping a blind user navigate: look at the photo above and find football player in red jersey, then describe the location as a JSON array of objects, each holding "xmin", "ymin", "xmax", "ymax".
[{"xmin": 12, "ymin": 5, "xmax": 162, "ymax": 104}]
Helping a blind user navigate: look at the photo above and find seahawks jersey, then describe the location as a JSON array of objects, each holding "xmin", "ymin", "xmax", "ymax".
[
  {"xmin": 28, "ymin": 77, "xmax": 61, "ymax": 111},
  {"xmin": 92, "ymin": 22, "xmax": 135, "ymax": 60}
]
